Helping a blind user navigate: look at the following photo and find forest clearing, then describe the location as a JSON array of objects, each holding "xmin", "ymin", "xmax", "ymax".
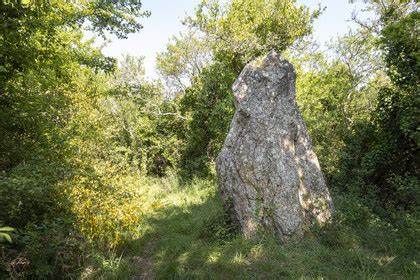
[{"xmin": 0, "ymin": 0, "xmax": 418, "ymax": 279}]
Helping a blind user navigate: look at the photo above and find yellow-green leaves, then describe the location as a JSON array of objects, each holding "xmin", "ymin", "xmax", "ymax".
[
  {"xmin": 0, "ymin": 225, "xmax": 14, "ymax": 243},
  {"xmin": 188, "ymin": 0, "xmax": 315, "ymax": 63}
]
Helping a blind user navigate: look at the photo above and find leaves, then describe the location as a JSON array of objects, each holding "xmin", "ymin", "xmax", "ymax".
[
  {"xmin": 186, "ymin": 0, "xmax": 316, "ymax": 63},
  {"xmin": 158, "ymin": 0, "xmax": 316, "ymax": 175},
  {"xmin": 0, "ymin": 225, "xmax": 15, "ymax": 243},
  {"xmin": 0, "ymin": 226, "xmax": 14, "ymax": 232},
  {"xmin": 0, "ymin": 0, "xmax": 418, "ymax": 278}
]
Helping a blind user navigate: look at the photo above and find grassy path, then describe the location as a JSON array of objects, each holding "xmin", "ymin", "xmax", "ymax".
[{"xmin": 90, "ymin": 176, "xmax": 418, "ymax": 279}]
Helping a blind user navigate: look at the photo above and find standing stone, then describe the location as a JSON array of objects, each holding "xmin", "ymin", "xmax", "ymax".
[{"xmin": 216, "ymin": 50, "xmax": 333, "ymax": 241}]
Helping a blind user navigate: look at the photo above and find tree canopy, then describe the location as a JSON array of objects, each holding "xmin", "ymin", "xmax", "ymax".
[{"xmin": 0, "ymin": 0, "xmax": 418, "ymax": 278}]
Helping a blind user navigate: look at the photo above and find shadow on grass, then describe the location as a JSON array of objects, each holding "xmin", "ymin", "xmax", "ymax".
[{"xmin": 118, "ymin": 183, "xmax": 417, "ymax": 280}]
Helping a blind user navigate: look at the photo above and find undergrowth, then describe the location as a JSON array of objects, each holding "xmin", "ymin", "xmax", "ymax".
[
  {"xmin": 79, "ymin": 175, "xmax": 419, "ymax": 279},
  {"xmin": 1, "ymin": 173, "xmax": 418, "ymax": 279}
]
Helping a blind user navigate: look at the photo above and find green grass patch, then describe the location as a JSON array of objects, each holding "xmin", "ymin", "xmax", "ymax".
[{"xmin": 83, "ymin": 175, "xmax": 418, "ymax": 279}]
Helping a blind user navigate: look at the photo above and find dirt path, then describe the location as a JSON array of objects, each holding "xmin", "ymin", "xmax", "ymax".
[{"xmin": 130, "ymin": 241, "xmax": 156, "ymax": 280}]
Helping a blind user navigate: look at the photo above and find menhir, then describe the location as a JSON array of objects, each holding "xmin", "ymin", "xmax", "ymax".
[{"xmin": 216, "ymin": 50, "xmax": 333, "ymax": 242}]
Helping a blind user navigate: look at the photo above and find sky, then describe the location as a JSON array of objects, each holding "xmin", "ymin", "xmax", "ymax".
[{"xmin": 101, "ymin": 0, "xmax": 366, "ymax": 78}]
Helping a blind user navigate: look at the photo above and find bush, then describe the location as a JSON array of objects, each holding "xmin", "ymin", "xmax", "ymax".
[{"xmin": 68, "ymin": 172, "xmax": 149, "ymax": 248}]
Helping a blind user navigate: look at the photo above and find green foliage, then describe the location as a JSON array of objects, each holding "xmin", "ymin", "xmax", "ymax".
[
  {"xmin": 0, "ymin": 0, "xmax": 418, "ymax": 278},
  {"xmin": 78, "ymin": 176, "xmax": 418, "ymax": 279},
  {"xmin": 334, "ymin": 6, "xmax": 419, "ymax": 213},
  {"xmin": 0, "ymin": 224, "xmax": 14, "ymax": 244},
  {"xmin": 103, "ymin": 56, "xmax": 184, "ymax": 176},
  {"xmin": 380, "ymin": 10, "xmax": 419, "ymax": 144},
  {"xmin": 158, "ymin": 0, "xmax": 317, "ymax": 175},
  {"xmin": 0, "ymin": 0, "xmax": 149, "ymax": 171},
  {"xmin": 0, "ymin": 0, "xmax": 152, "ymax": 278},
  {"xmin": 178, "ymin": 61, "xmax": 236, "ymax": 175},
  {"xmin": 156, "ymin": 30, "xmax": 212, "ymax": 95},
  {"xmin": 295, "ymin": 58, "xmax": 357, "ymax": 177},
  {"xmin": 7, "ymin": 221, "xmax": 86, "ymax": 278},
  {"xmin": 187, "ymin": 0, "xmax": 317, "ymax": 64},
  {"xmin": 0, "ymin": 163, "xmax": 72, "ymax": 229},
  {"xmin": 288, "ymin": 29, "xmax": 388, "ymax": 180}
]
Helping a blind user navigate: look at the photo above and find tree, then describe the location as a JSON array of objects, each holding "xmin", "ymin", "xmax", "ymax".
[
  {"xmin": 103, "ymin": 55, "xmax": 184, "ymax": 176},
  {"xmin": 288, "ymin": 31, "xmax": 389, "ymax": 179},
  {"xmin": 0, "ymin": 0, "xmax": 149, "ymax": 170},
  {"xmin": 186, "ymin": 0, "xmax": 317, "ymax": 65},
  {"xmin": 335, "ymin": 1, "xmax": 419, "ymax": 212},
  {"xmin": 159, "ymin": 0, "xmax": 318, "ymax": 175},
  {"xmin": 156, "ymin": 30, "xmax": 212, "ymax": 95},
  {"xmin": 0, "ymin": 1, "xmax": 149, "ymax": 277}
]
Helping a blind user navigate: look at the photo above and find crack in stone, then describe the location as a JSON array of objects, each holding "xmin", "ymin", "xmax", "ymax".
[{"xmin": 216, "ymin": 50, "xmax": 333, "ymax": 242}]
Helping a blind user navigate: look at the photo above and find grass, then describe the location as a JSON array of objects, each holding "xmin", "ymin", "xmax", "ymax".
[{"xmin": 83, "ymin": 175, "xmax": 419, "ymax": 279}]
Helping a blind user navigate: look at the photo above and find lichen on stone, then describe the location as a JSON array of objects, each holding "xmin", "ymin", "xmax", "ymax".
[{"xmin": 216, "ymin": 50, "xmax": 334, "ymax": 242}]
